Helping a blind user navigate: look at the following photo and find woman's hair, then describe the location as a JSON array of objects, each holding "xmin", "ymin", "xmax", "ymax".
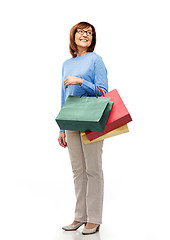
[{"xmin": 69, "ymin": 21, "xmax": 96, "ymax": 58}]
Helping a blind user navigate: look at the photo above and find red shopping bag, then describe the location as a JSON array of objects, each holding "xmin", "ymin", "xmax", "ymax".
[{"xmin": 85, "ymin": 88, "xmax": 132, "ymax": 141}]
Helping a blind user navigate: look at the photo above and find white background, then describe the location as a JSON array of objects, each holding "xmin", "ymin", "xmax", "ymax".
[{"xmin": 0, "ymin": 0, "xmax": 170, "ymax": 240}]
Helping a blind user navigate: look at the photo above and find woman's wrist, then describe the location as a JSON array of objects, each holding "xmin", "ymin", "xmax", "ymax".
[{"xmin": 78, "ymin": 78, "xmax": 83, "ymax": 86}]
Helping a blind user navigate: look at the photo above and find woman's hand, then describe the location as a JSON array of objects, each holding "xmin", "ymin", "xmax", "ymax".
[
  {"xmin": 64, "ymin": 75, "xmax": 83, "ymax": 88},
  {"xmin": 58, "ymin": 132, "xmax": 67, "ymax": 148}
]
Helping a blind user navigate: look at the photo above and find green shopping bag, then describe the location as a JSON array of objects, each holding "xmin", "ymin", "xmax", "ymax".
[{"xmin": 55, "ymin": 94, "xmax": 113, "ymax": 132}]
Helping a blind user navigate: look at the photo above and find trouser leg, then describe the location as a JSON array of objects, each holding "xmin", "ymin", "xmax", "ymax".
[
  {"xmin": 81, "ymin": 135, "xmax": 104, "ymax": 224},
  {"xmin": 66, "ymin": 130, "xmax": 87, "ymax": 222}
]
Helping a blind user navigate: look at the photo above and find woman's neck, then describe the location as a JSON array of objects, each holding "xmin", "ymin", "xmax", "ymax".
[{"xmin": 77, "ymin": 48, "xmax": 88, "ymax": 57}]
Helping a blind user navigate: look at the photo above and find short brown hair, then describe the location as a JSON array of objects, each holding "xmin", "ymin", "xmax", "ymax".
[{"xmin": 69, "ymin": 22, "xmax": 96, "ymax": 58}]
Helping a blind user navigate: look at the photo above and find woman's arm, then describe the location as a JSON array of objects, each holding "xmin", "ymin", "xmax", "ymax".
[
  {"xmin": 81, "ymin": 56, "xmax": 108, "ymax": 96},
  {"xmin": 63, "ymin": 56, "xmax": 108, "ymax": 96},
  {"xmin": 59, "ymin": 63, "xmax": 66, "ymax": 135}
]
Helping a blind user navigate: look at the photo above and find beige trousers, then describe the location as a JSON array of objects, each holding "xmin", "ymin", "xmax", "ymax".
[{"xmin": 65, "ymin": 130, "xmax": 104, "ymax": 224}]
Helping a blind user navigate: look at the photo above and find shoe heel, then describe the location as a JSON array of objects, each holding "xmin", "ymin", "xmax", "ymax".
[{"xmin": 97, "ymin": 225, "xmax": 100, "ymax": 231}]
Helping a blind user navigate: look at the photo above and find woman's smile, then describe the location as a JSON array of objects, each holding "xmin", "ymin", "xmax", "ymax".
[{"xmin": 80, "ymin": 39, "xmax": 88, "ymax": 42}]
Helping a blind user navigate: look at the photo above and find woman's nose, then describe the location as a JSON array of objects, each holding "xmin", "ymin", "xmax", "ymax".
[{"xmin": 83, "ymin": 31, "xmax": 87, "ymax": 36}]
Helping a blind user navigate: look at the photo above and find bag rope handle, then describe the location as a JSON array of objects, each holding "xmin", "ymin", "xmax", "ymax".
[{"xmin": 97, "ymin": 86, "xmax": 105, "ymax": 96}]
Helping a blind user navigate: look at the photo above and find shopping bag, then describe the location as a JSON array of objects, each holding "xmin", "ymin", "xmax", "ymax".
[
  {"xmin": 81, "ymin": 124, "xmax": 129, "ymax": 144},
  {"xmin": 55, "ymin": 95, "xmax": 113, "ymax": 132},
  {"xmin": 85, "ymin": 88, "xmax": 132, "ymax": 141}
]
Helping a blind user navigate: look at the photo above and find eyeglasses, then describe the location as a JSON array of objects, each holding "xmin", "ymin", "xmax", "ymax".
[{"xmin": 76, "ymin": 29, "xmax": 93, "ymax": 36}]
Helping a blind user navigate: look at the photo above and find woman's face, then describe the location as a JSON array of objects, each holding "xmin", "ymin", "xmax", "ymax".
[{"xmin": 74, "ymin": 26, "xmax": 93, "ymax": 52}]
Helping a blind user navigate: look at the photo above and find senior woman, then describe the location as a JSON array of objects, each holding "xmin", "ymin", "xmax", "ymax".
[{"xmin": 58, "ymin": 21, "xmax": 108, "ymax": 235}]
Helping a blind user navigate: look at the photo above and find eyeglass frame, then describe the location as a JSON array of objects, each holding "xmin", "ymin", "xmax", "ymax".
[{"xmin": 76, "ymin": 29, "xmax": 93, "ymax": 36}]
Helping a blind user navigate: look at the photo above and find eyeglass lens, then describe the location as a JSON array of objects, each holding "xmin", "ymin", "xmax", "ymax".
[{"xmin": 77, "ymin": 29, "xmax": 93, "ymax": 36}]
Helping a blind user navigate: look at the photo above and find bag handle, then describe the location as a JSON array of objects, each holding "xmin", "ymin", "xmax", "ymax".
[
  {"xmin": 97, "ymin": 86, "xmax": 105, "ymax": 96},
  {"xmin": 95, "ymin": 85, "xmax": 101, "ymax": 98},
  {"xmin": 80, "ymin": 92, "xmax": 87, "ymax": 98},
  {"xmin": 80, "ymin": 85, "xmax": 101, "ymax": 98}
]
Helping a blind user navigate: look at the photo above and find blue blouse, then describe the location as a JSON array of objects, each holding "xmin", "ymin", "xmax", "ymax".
[{"xmin": 60, "ymin": 52, "xmax": 108, "ymax": 132}]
